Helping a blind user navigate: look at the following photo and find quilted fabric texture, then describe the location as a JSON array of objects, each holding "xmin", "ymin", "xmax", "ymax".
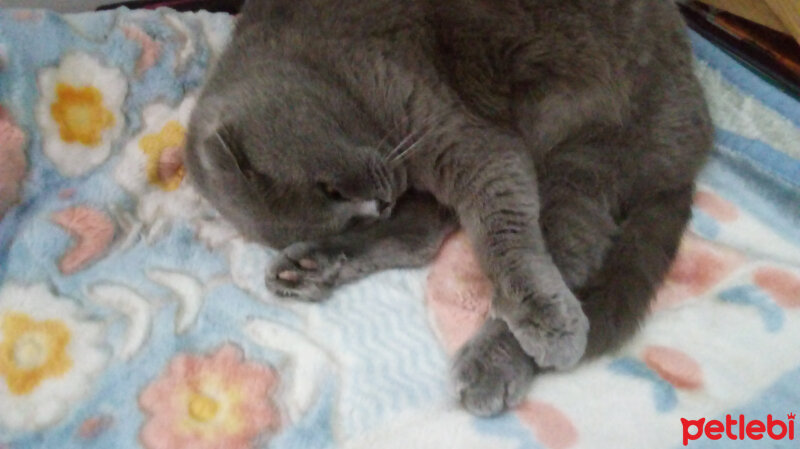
[{"xmin": 0, "ymin": 7, "xmax": 799, "ymax": 449}]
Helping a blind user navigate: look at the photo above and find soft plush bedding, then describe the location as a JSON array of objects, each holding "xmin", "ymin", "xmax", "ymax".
[{"xmin": 0, "ymin": 7, "xmax": 798, "ymax": 449}]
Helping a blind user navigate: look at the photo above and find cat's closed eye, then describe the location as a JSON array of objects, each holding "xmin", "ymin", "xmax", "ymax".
[
  {"xmin": 318, "ymin": 182, "xmax": 346, "ymax": 201},
  {"xmin": 240, "ymin": 166, "xmax": 270, "ymax": 191},
  {"xmin": 244, "ymin": 169, "xmax": 259, "ymax": 182}
]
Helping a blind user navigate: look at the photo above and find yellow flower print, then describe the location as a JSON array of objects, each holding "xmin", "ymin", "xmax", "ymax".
[
  {"xmin": 187, "ymin": 391, "xmax": 221, "ymax": 423},
  {"xmin": 113, "ymin": 99, "xmax": 201, "ymax": 232},
  {"xmin": 50, "ymin": 83, "xmax": 115, "ymax": 147},
  {"xmin": 139, "ymin": 121, "xmax": 187, "ymax": 191},
  {"xmin": 176, "ymin": 376, "xmax": 249, "ymax": 439},
  {"xmin": 0, "ymin": 312, "xmax": 72, "ymax": 395},
  {"xmin": 37, "ymin": 53, "xmax": 128, "ymax": 177},
  {"xmin": 0, "ymin": 283, "xmax": 107, "ymax": 432}
]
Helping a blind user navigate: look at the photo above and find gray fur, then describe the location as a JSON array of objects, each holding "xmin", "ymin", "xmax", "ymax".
[
  {"xmin": 452, "ymin": 318, "xmax": 538, "ymax": 417},
  {"xmin": 186, "ymin": 0, "xmax": 713, "ymax": 416}
]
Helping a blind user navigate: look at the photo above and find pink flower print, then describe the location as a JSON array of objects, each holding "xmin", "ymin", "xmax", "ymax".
[
  {"xmin": 139, "ymin": 344, "xmax": 281, "ymax": 449},
  {"xmin": 122, "ymin": 26, "xmax": 162, "ymax": 76},
  {"xmin": 754, "ymin": 267, "xmax": 800, "ymax": 308},
  {"xmin": 51, "ymin": 207, "xmax": 115, "ymax": 275},
  {"xmin": 653, "ymin": 234, "xmax": 745, "ymax": 311},
  {"xmin": 642, "ymin": 345, "xmax": 703, "ymax": 390},
  {"xmin": 517, "ymin": 401, "xmax": 579, "ymax": 449},
  {"xmin": 693, "ymin": 190, "xmax": 738, "ymax": 222}
]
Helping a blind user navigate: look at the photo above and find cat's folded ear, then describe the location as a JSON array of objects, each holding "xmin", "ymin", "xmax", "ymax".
[
  {"xmin": 187, "ymin": 94, "xmax": 253, "ymax": 176},
  {"xmin": 210, "ymin": 129, "xmax": 241, "ymax": 171},
  {"xmin": 189, "ymin": 121, "xmax": 242, "ymax": 175}
]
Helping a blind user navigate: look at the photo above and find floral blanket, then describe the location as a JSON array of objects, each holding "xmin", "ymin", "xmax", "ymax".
[{"xmin": 1, "ymin": 7, "xmax": 799, "ymax": 449}]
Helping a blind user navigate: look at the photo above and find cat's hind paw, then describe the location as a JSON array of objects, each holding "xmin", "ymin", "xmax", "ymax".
[
  {"xmin": 452, "ymin": 323, "xmax": 537, "ymax": 416},
  {"xmin": 265, "ymin": 241, "xmax": 345, "ymax": 302}
]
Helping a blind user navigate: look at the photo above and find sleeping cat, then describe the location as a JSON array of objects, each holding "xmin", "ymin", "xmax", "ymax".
[{"xmin": 186, "ymin": 0, "xmax": 713, "ymax": 416}]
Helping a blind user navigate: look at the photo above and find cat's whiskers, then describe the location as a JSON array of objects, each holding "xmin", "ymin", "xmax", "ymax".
[
  {"xmin": 383, "ymin": 129, "xmax": 417, "ymax": 163},
  {"xmin": 376, "ymin": 162, "xmax": 393, "ymax": 198},
  {"xmin": 375, "ymin": 122, "xmax": 398, "ymax": 155},
  {"xmin": 381, "ymin": 114, "xmax": 415, "ymax": 162},
  {"xmin": 383, "ymin": 113, "xmax": 447, "ymax": 164},
  {"xmin": 389, "ymin": 127, "xmax": 435, "ymax": 166},
  {"xmin": 389, "ymin": 114, "xmax": 451, "ymax": 166}
]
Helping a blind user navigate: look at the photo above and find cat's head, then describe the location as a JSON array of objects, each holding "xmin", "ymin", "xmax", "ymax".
[{"xmin": 186, "ymin": 60, "xmax": 405, "ymax": 248}]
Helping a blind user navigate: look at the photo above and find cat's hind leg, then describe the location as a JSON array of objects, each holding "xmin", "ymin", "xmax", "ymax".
[
  {"xmin": 455, "ymin": 175, "xmax": 692, "ymax": 415},
  {"xmin": 573, "ymin": 186, "xmax": 693, "ymax": 357},
  {"xmin": 454, "ymin": 167, "xmax": 620, "ymax": 415},
  {"xmin": 453, "ymin": 318, "xmax": 538, "ymax": 416}
]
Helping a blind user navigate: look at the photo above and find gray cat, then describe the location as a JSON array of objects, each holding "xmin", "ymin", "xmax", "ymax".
[{"xmin": 186, "ymin": 0, "xmax": 713, "ymax": 416}]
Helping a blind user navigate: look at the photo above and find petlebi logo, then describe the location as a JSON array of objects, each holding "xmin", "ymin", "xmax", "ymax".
[{"xmin": 682, "ymin": 413, "xmax": 796, "ymax": 446}]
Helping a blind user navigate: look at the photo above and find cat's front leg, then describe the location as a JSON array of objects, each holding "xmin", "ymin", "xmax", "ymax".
[
  {"xmin": 265, "ymin": 191, "xmax": 456, "ymax": 301},
  {"xmin": 411, "ymin": 127, "xmax": 589, "ymax": 370}
]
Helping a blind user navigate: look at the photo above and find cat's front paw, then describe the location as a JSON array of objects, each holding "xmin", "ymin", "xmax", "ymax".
[
  {"xmin": 498, "ymin": 288, "xmax": 589, "ymax": 370},
  {"xmin": 265, "ymin": 241, "xmax": 346, "ymax": 302}
]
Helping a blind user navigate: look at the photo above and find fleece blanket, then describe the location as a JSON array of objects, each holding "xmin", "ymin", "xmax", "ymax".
[{"xmin": 0, "ymin": 7, "xmax": 799, "ymax": 449}]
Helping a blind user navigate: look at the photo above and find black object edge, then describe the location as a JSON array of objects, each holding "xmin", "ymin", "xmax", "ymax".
[
  {"xmin": 97, "ymin": 0, "xmax": 243, "ymax": 14},
  {"xmin": 679, "ymin": 3, "xmax": 800, "ymax": 101}
]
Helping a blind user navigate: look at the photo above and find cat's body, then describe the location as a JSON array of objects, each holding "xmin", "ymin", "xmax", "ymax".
[{"xmin": 187, "ymin": 0, "xmax": 713, "ymax": 416}]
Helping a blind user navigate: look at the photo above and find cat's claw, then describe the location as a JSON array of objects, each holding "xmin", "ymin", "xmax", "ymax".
[
  {"xmin": 265, "ymin": 241, "xmax": 345, "ymax": 302},
  {"xmin": 498, "ymin": 289, "xmax": 589, "ymax": 370}
]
